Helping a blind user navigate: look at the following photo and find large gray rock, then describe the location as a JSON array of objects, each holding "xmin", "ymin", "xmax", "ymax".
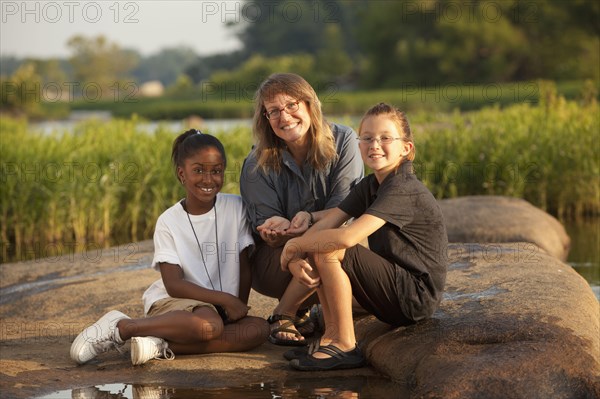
[
  {"xmin": 356, "ymin": 243, "xmax": 600, "ymax": 399},
  {"xmin": 439, "ymin": 196, "xmax": 571, "ymax": 261}
]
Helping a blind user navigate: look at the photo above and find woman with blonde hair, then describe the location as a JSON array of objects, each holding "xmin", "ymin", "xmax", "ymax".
[{"xmin": 240, "ymin": 73, "xmax": 364, "ymax": 346}]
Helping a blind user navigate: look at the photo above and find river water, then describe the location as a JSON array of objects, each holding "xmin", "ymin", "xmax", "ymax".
[
  {"xmin": 564, "ymin": 219, "xmax": 600, "ymax": 300},
  {"xmin": 38, "ymin": 376, "xmax": 406, "ymax": 398}
]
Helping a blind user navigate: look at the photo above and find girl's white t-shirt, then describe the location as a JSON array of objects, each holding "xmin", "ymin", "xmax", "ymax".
[{"xmin": 142, "ymin": 193, "xmax": 254, "ymax": 315}]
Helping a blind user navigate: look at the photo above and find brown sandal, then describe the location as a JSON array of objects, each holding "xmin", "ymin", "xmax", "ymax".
[{"xmin": 267, "ymin": 314, "xmax": 306, "ymax": 346}]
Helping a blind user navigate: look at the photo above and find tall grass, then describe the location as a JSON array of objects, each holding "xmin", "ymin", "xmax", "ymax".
[
  {"xmin": 416, "ymin": 83, "xmax": 599, "ymax": 219},
  {"xmin": 1, "ymin": 87, "xmax": 598, "ymax": 262}
]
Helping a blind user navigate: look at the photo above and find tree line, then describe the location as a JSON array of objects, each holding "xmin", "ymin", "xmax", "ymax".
[{"xmin": 1, "ymin": 0, "xmax": 598, "ymax": 112}]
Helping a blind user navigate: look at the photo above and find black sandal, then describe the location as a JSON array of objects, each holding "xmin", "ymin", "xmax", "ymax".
[
  {"xmin": 289, "ymin": 343, "xmax": 366, "ymax": 371},
  {"xmin": 267, "ymin": 314, "xmax": 306, "ymax": 346},
  {"xmin": 283, "ymin": 340, "xmax": 320, "ymax": 361}
]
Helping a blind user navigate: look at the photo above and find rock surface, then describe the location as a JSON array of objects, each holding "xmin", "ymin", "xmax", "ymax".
[
  {"xmin": 439, "ymin": 196, "xmax": 571, "ymax": 261},
  {"xmin": 1, "ymin": 239, "xmax": 598, "ymax": 398},
  {"xmin": 356, "ymin": 243, "xmax": 600, "ymax": 398}
]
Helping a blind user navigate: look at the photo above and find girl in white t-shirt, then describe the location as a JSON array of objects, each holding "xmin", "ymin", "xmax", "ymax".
[{"xmin": 71, "ymin": 130, "xmax": 268, "ymax": 366}]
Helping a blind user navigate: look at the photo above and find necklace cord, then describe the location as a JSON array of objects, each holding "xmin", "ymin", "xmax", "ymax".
[{"xmin": 183, "ymin": 199, "xmax": 223, "ymax": 292}]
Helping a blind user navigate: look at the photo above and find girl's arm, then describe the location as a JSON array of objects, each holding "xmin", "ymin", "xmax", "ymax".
[
  {"xmin": 281, "ymin": 210, "xmax": 386, "ymax": 270},
  {"xmin": 238, "ymin": 247, "xmax": 252, "ymax": 305},
  {"xmin": 159, "ymin": 263, "xmax": 249, "ymax": 321}
]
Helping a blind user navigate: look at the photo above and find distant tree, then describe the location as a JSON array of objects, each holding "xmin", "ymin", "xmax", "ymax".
[
  {"xmin": 513, "ymin": 0, "xmax": 599, "ymax": 81},
  {"xmin": 165, "ymin": 74, "xmax": 195, "ymax": 97},
  {"xmin": 0, "ymin": 62, "xmax": 42, "ymax": 116},
  {"xmin": 206, "ymin": 53, "xmax": 321, "ymax": 100},
  {"xmin": 235, "ymin": 0, "xmax": 322, "ymax": 56},
  {"xmin": 429, "ymin": 3, "xmax": 527, "ymax": 83},
  {"xmin": 355, "ymin": 0, "xmax": 599, "ymax": 88},
  {"xmin": 315, "ymin": 24, "xmax": 353, "ymax": 84},
  {"xmin": 0, "ymin": 56, "xmax": 24, "ymax": 77},
  {"xmin": 233, "ymin": 0, "xmax": 359, "ymax": 58},
  {"xmin": 208, "ymin": 0, "xmax": 361, "ymax": 86},
  {"xmin": 67, "ymin": 35, "xmax": 139, "ymax": 98},
  {"xmin": 133, "ymin": 46, "xmax": 198, "ymax": 86},
  {"xmin": 184, "ymin": 51, "xmax": 250, "ymax": 84}
]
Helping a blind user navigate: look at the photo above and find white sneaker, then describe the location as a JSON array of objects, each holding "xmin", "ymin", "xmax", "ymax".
[
  {"xmin": 132, "ymin": 385, "xmax": 172, "ymax": 399},
  {"xmin": 130, "ymin": 336, "xmax": 175, "ymax": 366},
  {"xmin": 71, "ymin": 386, "xmax": 101, "ymax": 399},
  {"xmin": 70, "ymin": 310, "xmax": 129, "ymax": 364}
]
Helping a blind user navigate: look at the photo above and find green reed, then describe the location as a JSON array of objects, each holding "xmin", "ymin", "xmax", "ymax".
[
  {"xmin": 416, "ymin": 84, "xmax": 599, "ymax": 220},
  {"xmin": 1, "ymin": 88, "xmax": 598, "ymax": 262}
]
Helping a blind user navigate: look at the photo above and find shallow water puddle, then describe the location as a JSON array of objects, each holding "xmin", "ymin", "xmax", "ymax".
[{"xmin": 37, "ymin": 376, "xmax": 407, "ymax": 398}]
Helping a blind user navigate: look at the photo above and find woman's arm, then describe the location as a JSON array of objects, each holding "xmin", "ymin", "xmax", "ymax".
[
  {"xmin": 240, "ymin": 156, "xmax": 286, "ymax": 233},
  {"xmin": 256, "ymin": 215, "xmax": 291, "ymax": 247},
  {"xmin": 324, "ymin": 125, "xmax": 364, "ymax": 208}
]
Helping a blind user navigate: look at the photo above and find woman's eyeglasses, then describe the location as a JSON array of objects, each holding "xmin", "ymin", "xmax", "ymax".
[{"xmin": 264, "ymin": 101, "xmax": 300, "ymax": 120}]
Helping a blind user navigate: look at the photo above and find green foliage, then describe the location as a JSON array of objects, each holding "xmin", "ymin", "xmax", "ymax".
[
  {"xmin": 0, "ymin": 63, "xmax": 43, "ymax": 117},
  {"xmin": 354, "ymin": 0, "xmax": 599, "ymax": 87},
  {"xmin": 209, "ymin": 54, "xmax": 308, "ymax": 88},
  {"xmin": 0, "ymin": 118, "xmax": 253, "ymax": 262},
  {"xmin": 67, "ymin": 35, "xmax": 140, "ymax": 98},
  {"xmin": 132, "ymin": 46, "xmax": 198, "ymax": 86},
  {"xmin": 165, "ymin": 74, "xmax": 195, "ymax": 97},
  {"xmin": 68, "ymin": 80, "xmax": 596, "ymax": 121},
  {"xmin": 416, "ymin": 83, "xmax": 599, "ymax": 219},
  {"xmin": 234, "ymin": 0, "xmax": 357, "ymax": 58},
  {"xmin": 2, "ymin": 91, "xmax": 598, "ymax": 262}
]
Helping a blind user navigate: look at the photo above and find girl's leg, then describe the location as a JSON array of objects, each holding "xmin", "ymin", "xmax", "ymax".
[
  {"xmin": 311, "ymin": 248, "xmax": 357, "ymax": 357},
  {"xmin": 117, "ymin": 307, "xmax": 268, "ymax": 355},
  {"xmin": 169, "ymin": 315, "xmax": 269, "ymax": 354},
  {"xmin": 117, "ymin": 307, "xmax": 223, "ymax": 344}
]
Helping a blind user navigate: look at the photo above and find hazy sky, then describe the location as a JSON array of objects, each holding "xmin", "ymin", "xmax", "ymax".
[{"xmin": 0, "ymin": 1, "xmax": 244, "ymax": 58}]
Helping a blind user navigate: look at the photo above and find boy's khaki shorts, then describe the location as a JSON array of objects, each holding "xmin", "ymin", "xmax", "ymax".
[{"xmin": 146, "ymin": 297, "xmax": 216, "ymax": 317}]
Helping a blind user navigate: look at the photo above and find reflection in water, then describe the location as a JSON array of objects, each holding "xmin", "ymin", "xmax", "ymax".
[
  {"xmin": 565, "ymin": 219, "xmax": 600, "ymax": 300},
  {"xmin": 39, "ymin": 376, "xmax": 406, "ymax": 398}
]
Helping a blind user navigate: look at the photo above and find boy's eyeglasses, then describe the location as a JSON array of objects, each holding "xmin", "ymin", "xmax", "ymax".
[
  {"xmin": 357, "ymin": 137, "xmax": 402, "ymax": 145},
  {"xmin": 264, "ymin": 101, "xmax": 300, "ymax": 120}
]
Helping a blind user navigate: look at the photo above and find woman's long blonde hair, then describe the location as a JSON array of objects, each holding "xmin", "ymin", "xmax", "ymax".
[{"xmin": 252, "ymin": 73, "xmax": 337, "ymax": 173}]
